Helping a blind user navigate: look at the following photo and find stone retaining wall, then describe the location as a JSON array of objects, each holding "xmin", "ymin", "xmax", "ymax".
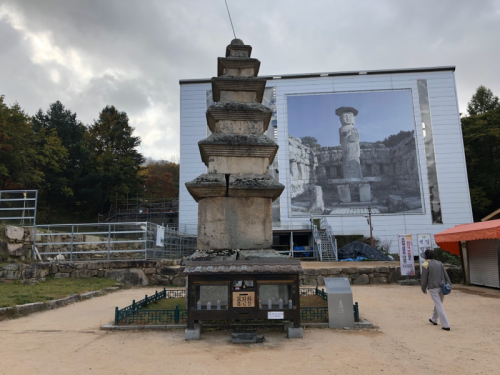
[
  {"xmin": 0, "ymin": 260, "xmax": 463, "ymax": 287},
  {"xmin": 0, "ymin": 260, "xmax": 184, "ymax": 286},
  {"xmin": 300, "ymin": 264, "xmax": 463, "ymax": 286}
]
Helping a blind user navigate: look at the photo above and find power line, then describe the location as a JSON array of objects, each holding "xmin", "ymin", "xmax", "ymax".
[{"xmin": 225, "ymin": 0, "xmax": 237, "ymax": 39}]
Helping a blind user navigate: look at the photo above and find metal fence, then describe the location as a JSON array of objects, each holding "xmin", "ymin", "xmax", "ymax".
[
  {"xmin": 0, "ymin": 190, "xmax": 38, "ymax": 226},
  {"xmin": 32, "ymin": 222, "xmax": 196, "ymax": 262},
  {"xmin": 115, "ymin": 288, "xmax": 187, "ymax": 325},
  {"xmin": 114, "ymin": 287, "xmax": 360, "ymax": 326}
]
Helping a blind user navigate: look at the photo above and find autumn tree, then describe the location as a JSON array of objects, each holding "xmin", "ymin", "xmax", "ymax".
[{"xmin": 142, "ymin": 159, "xmax": 179, "ymax": 198}]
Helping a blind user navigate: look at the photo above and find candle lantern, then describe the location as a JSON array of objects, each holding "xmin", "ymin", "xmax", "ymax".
[
  {"xmin": 197, "ymin": 300, "xmax": 201, "ymax": 310},
  {"xmin": 279, "ymin": 298, "xmax": 283, "ymax": 309},
  {"xmin": 207, "ymin": 301, "xmax": 211, "ymax": 310},
  {"xmin": 217, "ymin": 300, "xmax": 221, "ymax": 310}
]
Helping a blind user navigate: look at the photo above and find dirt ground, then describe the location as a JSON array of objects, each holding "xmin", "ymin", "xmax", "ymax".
[{"xmin": 1, "ymin": 284, "xmax": 499, "ymax": 375}]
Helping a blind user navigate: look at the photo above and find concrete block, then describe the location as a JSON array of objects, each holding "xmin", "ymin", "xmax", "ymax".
[
  {"xmin": 185, "ymin": 328, "xmax": 201, "ymax": 340},
  {"xmin": 287, "ymin": 327, "xmax": 303, "ymax": 339},
  {"xmin": 283, "ymin": 321, "xmax": 294, "ymax": 332}
]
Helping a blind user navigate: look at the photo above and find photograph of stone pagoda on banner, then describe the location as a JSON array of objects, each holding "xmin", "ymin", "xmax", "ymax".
[{"xmin": 287, "ymin": 90, "xmax": 423, "ymax": 215}]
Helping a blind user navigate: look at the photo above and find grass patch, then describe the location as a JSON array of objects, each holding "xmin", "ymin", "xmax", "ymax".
[
  {"xmin": 300, "ymin": 295, "xmax": 328, "ymax": 307},
  {"xmin": 0, "ymin": 278, "xmax": 117, "ymax": 307},
  {"xmin": 142, "ymin": 297, "xmax": 186, "ymax": 310}
]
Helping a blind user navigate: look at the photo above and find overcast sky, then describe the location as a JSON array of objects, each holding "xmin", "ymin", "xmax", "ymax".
[{"xmin": 1, "ymin": 0, "xmax": 499, "ymax": 160}]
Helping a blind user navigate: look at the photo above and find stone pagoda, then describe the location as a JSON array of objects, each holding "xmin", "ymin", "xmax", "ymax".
[{"xmin": 185, "ymin": 39, "xmax": 284, "ymax": 254}]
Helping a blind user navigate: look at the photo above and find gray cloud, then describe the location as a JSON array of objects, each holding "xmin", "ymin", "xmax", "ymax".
[{"xmin": 1, "ymin": 0, "xmax": 499, "ymax": 159}]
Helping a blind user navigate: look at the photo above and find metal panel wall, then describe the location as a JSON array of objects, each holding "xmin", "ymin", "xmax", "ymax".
[
  {"xmin": 179, "ymin": 68, "xmax": 473, "ymax": 251},
  {"xmin": 468, "ymin": 239, "xmax": 500, "ymax": 288}
]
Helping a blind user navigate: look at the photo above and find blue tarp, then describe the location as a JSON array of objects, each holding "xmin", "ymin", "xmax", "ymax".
[{"xmin": 339, "ymin": 256, "xmax": 367, "ymax": 262}]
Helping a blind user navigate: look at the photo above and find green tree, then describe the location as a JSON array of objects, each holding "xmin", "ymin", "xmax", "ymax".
[
  {"xmin": 0, "ymin": 96, "xmax": 43, "ymax": 189},
  {"xmin": 300, "ymin": 136, "xmax": 321, "ymax": 148},
  {"xmin": 87, "ymin": 106, "xmax": 145, "ymax": 212},
  {"xmin": 381, "ymin": 130, "xmax": 413, "ymax": 148},
  {"xmin": 31, "ymin": 127, "xmax": 71, "ymax": 220},
  {"xmin": 466, "ymin": 85, "xmax": 500, "ymax": 116},
  {"xmin": 462, "ymin": 86, "xmax": 500, "ymax": 220},
  {"xmin": 32, "ymin": 101, "xmax": 90, "ymax": 220}
]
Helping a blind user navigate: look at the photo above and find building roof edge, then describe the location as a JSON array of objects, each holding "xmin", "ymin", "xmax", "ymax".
[{"xmin": 179, "ymin": 66, "xmax": 456, "ymax": 85}]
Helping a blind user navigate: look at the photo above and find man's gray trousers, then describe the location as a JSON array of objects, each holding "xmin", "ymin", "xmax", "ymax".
[{"xmin": 429, "ymin": 287, "xmax": 450, "ymax": 329}]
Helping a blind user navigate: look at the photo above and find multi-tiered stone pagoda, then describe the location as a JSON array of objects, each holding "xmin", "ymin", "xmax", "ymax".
[{"xmin": 186, "ymin": 39, "xmax": 284, "ymax": 252}]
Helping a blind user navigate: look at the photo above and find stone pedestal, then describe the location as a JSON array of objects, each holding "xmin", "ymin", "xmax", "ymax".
[
  {"xmin": 359, "ymin": 183, "xmax": 372, "ymax": 202},
  {"xmin": 337, "ymin": 184, "xmax": 351, "ymax": 203}
]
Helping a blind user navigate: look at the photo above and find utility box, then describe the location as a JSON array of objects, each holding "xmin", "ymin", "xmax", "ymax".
[{"xmin": 324, "ymin": 277, "xmax": 354, "ymax": 329}]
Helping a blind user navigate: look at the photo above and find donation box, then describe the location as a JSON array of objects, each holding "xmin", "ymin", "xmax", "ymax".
[{"xmin": 324, "ymin": 277, "xmax": 354, "ymax": 329}]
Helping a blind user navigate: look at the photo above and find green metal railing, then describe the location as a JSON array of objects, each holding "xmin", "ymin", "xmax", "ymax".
[
  {"xmin": 115, "ymin": 288, "xmax": 187, "ymax": 325},
  {"xmin": 302, "ymin": 286, "xmax": 360, "ymax": 322},
  {"xmin": 115, "ymin": 287, "xmax": 360, "ymax": 325}
]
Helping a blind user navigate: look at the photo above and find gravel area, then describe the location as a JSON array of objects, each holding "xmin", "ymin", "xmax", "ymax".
[{"xmin": 0, "ymin": 284, "xmax": 498, "ymax": 374}]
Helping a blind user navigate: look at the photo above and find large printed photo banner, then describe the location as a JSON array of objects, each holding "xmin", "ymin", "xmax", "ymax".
[{"xmin": 287, "ymin": 90, "xmax": 423, "ymax": 216}]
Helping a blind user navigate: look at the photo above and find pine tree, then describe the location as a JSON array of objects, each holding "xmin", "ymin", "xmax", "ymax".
[
  {"xmin": 466, "ymin": 85, "xmax": 500, "ymax": 116},
  {"xmin": 87, "ymin": 105, "xmax": 145, "ymax": 212}
]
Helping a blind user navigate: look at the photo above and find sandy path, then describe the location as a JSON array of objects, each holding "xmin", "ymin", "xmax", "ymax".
[{"xmin": 0, "ymin": 285, "xmax": 499, "ymax": 375}]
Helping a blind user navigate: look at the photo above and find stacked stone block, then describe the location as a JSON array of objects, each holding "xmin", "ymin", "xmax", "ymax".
[{"xmin": 186, "ymin": 40, "xmax": 284, "ymax": 251}]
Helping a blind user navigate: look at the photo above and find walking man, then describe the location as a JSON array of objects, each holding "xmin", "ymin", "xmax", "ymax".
[{"xmin": 421, "ymin": 249, "xmax": 451, "ymax": 331}]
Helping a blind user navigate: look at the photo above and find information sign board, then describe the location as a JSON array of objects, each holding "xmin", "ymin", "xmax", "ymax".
[{"xmin": 398, "ymin": 234, "xmax": 415, "ymax": 276}]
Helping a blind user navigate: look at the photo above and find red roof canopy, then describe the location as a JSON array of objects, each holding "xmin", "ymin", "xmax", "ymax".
[{"xmin": 435, "ymin": 220, "xmax": 500, "ymax": 255}]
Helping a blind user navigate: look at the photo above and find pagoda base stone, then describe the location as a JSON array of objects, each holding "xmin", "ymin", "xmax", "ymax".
[
  {"xmin": 238, "ymin": 249, "xmax": 287, "ymax": 260},
  {"xmin": 182, "ymin": 249, "xmax": 238, "ymax": 264},
  {"xmin": 197, "ymin": 197, "xmax": 272, "ymax": 250}
]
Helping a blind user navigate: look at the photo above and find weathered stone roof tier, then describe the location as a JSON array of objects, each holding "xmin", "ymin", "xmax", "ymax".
[
  {"xmin": 226, "ymin": 39, "xmax": 252, "ymax": 58},
  {"xmin": 229, "ymin": 174, "xmax": 285, "ymax": 201},
  {"xmin": 183, "ymin": 259, "xmax": 303, "ymax": 275},
  {"xmin": 198, "ymin": 134, "xmax": 278, "ymax": 166},
  {"xmin": 217, "ymin": 57, "xmax": 261, "ymax": 77},
  {"xmin": 185, "ymin": 173, "xmax": 226, "ymax": 202},
  {"xmin": 185, "ymin": 173, "xmax": 285, "ymax": 202},
  {"xmin": 212, "ymin": 77, "xmax": 266, "ymax": 103},
  {"xmin": 206, "ymin": 102, "xmax": 272, "ymax": 134}
]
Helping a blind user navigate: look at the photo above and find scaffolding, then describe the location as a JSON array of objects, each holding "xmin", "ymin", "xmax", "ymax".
[
  {"xmin": 98, "ymin": 194, "xmax": 178, "ymax": 227},
  {"xmin": 32, "ymin": 222, "xmax": 196, "ymax": 262},
  {"xmin": 0, "ymin": 190, "xmax": 38, "ymax": 226}
]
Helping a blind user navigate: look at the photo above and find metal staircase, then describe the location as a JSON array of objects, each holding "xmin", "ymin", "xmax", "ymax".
[{"xmin": 311, "ymin": 216, "xmax": 338, "ymax": 261}]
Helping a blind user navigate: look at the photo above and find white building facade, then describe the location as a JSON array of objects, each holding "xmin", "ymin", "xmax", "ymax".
[{"xmin": 179, "ymin": 67, "xmax": 472, "ymax": 253}]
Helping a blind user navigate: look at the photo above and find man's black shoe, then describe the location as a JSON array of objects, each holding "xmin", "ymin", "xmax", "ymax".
[
  {"xmin": 442, "ymin": 327, "xmax": 450, "ymax": 331},
  {"xmin": 429, "ymin": 319, "xmax": 437, "ymax": 326}
]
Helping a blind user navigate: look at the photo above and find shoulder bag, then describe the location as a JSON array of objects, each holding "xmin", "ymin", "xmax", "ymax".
[{"xmin": 441, "ymin": 263, "xmax": 452, "ymax": 295}]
